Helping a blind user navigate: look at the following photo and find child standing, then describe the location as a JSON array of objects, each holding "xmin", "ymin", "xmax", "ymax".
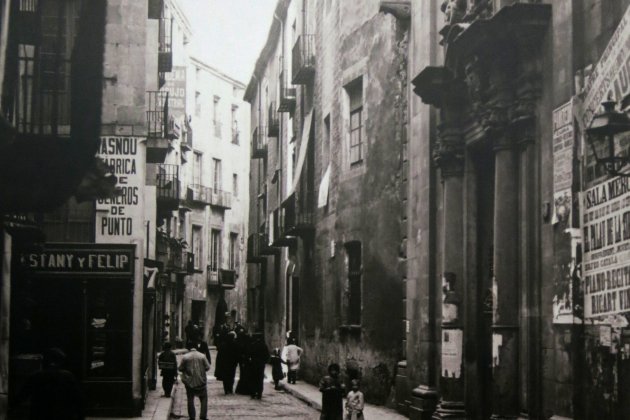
[
  {"xmin": 283, "ymin": 337, "xmax": 303, "ymax": 384},
  {"xmin": 157, "ymin": 342, "xmax": 178, "ymax": 397},
  {"xmin": 345, "ymin": 379, "xmax": 365, "ymax": 420},
  {"xmin": 270, "ymin": 348, "xmax": 286, "ymax": 390},
  {"xmin": 319, "ymin": 363, "xmax": 345, "ymax": 420}
]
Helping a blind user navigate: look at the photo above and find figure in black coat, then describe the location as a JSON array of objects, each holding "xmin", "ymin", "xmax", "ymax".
[
  {"xmin": 234, "ymin": 328, "xmax": 252, "ymax": 395},
  {"xmin": 213, "ymin": 312, "xmax": 239, "ymax": 394},
  {"xmin": 248, "ymin": 332, "xmax": 270, "ymax": 399},
  {"xmin": 158, "ymin": 342, "xmax": 178, "ymax": 397}
]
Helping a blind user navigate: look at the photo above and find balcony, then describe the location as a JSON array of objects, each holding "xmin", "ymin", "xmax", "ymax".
[
  {"xmin": 156, "ymin": 233, "xmax": 191, "ymax": 273},
  {"xmin": 271, "ymin": 208, "xmax": 296, "ymax": 247},
  {"xmin": 146, "ymin": 91, "xmax": 174, "ymax": 163},
  {"xmin": 219, "ymin": 269, "xmax": 236, "ymax": 289},
  {"xmin": 207, "ymin": 269, "xmax": 220, "ymax": 287},
  {"xmin": 292, "ymin": 35, "xmax": 315, "ymax": 85},
  {"xmin": 281, "ymin": 193, "xmax": 314, "ymax": 237},
  {"xmin": 259, "ymin": 231, "xmax": 279, "ymax": 256},
  {"xmin": 156, "ymin": 164, "xmax": 180, "ymax": 213},
  {"xmin": 246, "ymin": 233, "xmax": 265, "ymax": 263},
  {"xmin": 209, "ymin": 188, "xmax": 232, "ymax": 210},
  {"xmin": 158, "ymin": 17, "xmax": 173, "ymax": 73},
  {"xmin": 17, "ymin": 0, "xmax": 41, "ymax": 44},
  {"xmin": 251, "ymin": 127, "xmax": 267, "ymax": 159},
  {"xmin": 148, "ymin": 0, "xmax": 164, "ymax": 19},
  {"xmin": 268, "ymin": 102, "xmax": 279, "ymax": 137},
  {"xmin": 181, "ymin": 126, "xmax": 193, "ymax": 152},
  {"xmin": 278, "ymin": 69, "xmax": 296, "ymax": 113},
  {"xmin": 186, "ymin": 184, "xmax": 211, "ymax": 205}
]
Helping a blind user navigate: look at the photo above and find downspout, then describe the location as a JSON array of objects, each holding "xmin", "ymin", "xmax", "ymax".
[{"xmin": 274, "ymin": 11, "xmax": 284, "ymax": 202}]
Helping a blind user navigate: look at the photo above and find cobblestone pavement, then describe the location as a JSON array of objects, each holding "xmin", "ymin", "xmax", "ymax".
[{"xmin": 170, "ymin": 374, "xmax": 320, "ymax": 419}]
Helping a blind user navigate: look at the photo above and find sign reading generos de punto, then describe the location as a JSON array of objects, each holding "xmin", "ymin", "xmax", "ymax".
[
  {"xmin": 19, "ymin": 244, "xmax": 135, "ymax": 276},
  {"xmin": 96, "ymin": 136, "xmax": 145, "ymax": 242},
  {"xmin": 582, "ymin": 177, "xmax": 630, "ymax": 318}
]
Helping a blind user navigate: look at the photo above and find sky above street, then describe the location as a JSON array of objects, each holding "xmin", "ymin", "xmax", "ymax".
[{"xmin": 182, "ymin": 0, "xmax": 278, "ymax": 85}]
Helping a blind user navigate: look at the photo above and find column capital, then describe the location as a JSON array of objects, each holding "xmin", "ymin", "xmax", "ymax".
[{"xmin": 434, "ymin": 123, "xmax": 464, "ymax": 178}]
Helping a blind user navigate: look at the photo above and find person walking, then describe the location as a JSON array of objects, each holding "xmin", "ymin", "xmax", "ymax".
[
  {"xmin": 16, "ymin": 347, "xmax": 84, "ymax": 420},
  {"xmin": 345, "ymin": 379, "xmax": 365, "ymax": 420},
  {"xmin": 178, "ymin": 340, "xmax": 210, "ymax": 420},
  {"xmin": 283, "ymin": 337, "xmax": 303, "ymax": 384},
  {"xmin": 214, "ymin": 311, "xmax": 239, "ymax": 394},
  {"xmin": 157, "ymin": 342, "xmax": 178, "ymax": 397},
  {"xmin": 319, "ymin": 363, "xmax": 345, "ymax": 420},
  {"xmin": 248, "ymin": 332, "xmax": 270, "ymax": 399},
  {"xmin": 185, "ymin": 320, "xmax": 198, "ymax": 349},
  {"xmin": 269, "ymin": 348, "xmax": 286, "ymax": 390}
]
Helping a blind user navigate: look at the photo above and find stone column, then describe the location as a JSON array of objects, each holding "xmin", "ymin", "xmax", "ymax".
[
  {"xmin": 433, "ymin": 125, "xmax": 466, "ymax": 419},
  {"xmin": 0, "ymin": 231, "xmax": 12, "ymax": 419},
  {"xmin": 490, "ymin": 133, "xmax": 520, "ymax": 419}
]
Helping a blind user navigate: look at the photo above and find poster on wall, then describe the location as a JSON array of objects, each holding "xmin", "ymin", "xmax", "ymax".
[
  {"xmin": 96, "ymin": 136, "xmax": 146, "ymax": 243},
  {"xmin": 163, "ymin": 66, "xmax": 187, "ymax": 131},
  {"xmin": 552, "ymin": 100, "xmax": 574, "ymax": 225},
  {"xmin": 582, "ymin": 177, "xmax": 630, "ymax": 320}
]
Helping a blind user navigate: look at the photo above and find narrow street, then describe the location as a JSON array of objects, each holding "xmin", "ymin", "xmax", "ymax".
[{"xmin": 169, "ymin": 375, "xmax": 319, "ymax": 420}]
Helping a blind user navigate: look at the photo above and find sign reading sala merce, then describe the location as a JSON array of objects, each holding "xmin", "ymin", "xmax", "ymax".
[
  {"xmin": 582, "ymin": 177, "xmax": 630, "ymax": 318},
  {"xmin": 19, "ymin": 244, "xmax": 135, "ymax": 276}
]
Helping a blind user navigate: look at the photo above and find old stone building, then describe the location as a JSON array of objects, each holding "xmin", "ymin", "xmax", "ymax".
[
  {"xmin": 401, "ymin": 0, "xmax": 630, "ymax": 419},
  {"xmin": 245, "ymin": 0, "xmax": 408, "ymax": 403}
]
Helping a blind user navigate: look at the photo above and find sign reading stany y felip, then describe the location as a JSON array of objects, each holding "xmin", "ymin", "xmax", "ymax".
[
  {"xmin": 96, "ymin": 136, "xmax": 145, "ymax": 243},
  {"xmin": 19, "ymin": 244, "xmax": 135, "ymax": 276}
]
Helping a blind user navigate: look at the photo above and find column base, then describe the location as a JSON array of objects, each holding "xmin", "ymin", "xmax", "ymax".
[
  {"xmin": 433, "ymin": 400, "xmax": 467, "ymax": 419},
  {"xmin": 409, "ymin": 385, "xmax": 439, "ymax": 420},
  {"xmin": 395, "ymin": 360, "xmax": 410, "ymax": 415}
]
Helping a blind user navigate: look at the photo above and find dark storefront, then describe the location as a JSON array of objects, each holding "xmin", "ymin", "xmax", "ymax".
[{"xmin": 9, "ymin": 243, "xmax": 136, "ymax": 417}]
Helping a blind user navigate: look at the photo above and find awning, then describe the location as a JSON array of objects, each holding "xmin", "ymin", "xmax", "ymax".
[
  {"xmin": 317, "ymin": 164, "xmax": 331, "ymax": 208},
  {"xmin": 286, "ymin": 110, "xmax": 313, "ymax": 198}
]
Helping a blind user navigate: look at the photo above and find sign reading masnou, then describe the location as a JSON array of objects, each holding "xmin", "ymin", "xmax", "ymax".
[
  {"xmin": 18, "ymin": 244, "xmax": 135, "ymax": 276},
  {"xmin": 582, "ymin": 177, "xmax": 630, "ymax": 318}
]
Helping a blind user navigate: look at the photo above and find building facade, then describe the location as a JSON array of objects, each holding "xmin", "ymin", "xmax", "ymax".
[
  {"xmin": 403, "ymin": 0, "xmax": 630, "ymax": 419},
  {"xmin": 245, "ymin": 0, "xmax": 408, "ymax": 403},
  {"xmin": 0, "ymin": 0, "xmax": 249, "ymax": 417}
]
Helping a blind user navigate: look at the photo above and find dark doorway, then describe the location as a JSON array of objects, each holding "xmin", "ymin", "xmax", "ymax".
[{"xmin": 191, "ymin": 300, "xmax": 206, "ymax": 332}]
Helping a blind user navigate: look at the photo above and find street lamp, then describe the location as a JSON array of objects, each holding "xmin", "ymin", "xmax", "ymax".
[{"xmin": 586, "ymin": 98, "xmax": 630, "ymax": 177}]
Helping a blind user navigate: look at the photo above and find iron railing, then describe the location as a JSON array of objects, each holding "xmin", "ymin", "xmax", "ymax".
[
  {"xmin": 268, "ymin": 101, "xmax": 279, "ymax": 136},
  {"xmin": 148, "ymin": 0, "xmax": 164, "ymax": 19},
  {"xmin": 278, "ymin": 65, "xmax": 296, "ymax": 113},
  {"xmin": 292, "ymin": 35, "xmax": 315, "ymax": 85},
  {"xmin": 186, "ymin": 184, "xmax": 211, "ymax": 205},
  {"xmin": 156, "ymin": 164, "xmax": 180, "ymax": 210},
  {"xmin": 209, "ymin": 188, "xmax": 232, "ymax": 209},
  {"xmin": 219, "ymin": 269, "xmax": 236, "ymax": 288},
  {"xmin": 158, "ymin": 17, "xmax": 173, "ymax": 72},
  {"xmin": 251, "ymin": 127, "xmax": 267, "ymax": 159}
]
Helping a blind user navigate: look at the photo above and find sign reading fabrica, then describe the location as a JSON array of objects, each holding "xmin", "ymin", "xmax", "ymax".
[{"xmin": 96, "ymin": 136, "xmax": 145, "ymax": 242}]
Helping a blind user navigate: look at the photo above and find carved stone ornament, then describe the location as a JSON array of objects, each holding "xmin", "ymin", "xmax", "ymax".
[
  {"xmin": 441, "ymin": 0, "xmax": 467, "ymax": 25},
  {"xmin": 379, "ymin": 0, "xmax": 411, "ymax": 20},
  {"xmin": 434, "ymin": 123, "xmax": 464, "ymax": 178}
]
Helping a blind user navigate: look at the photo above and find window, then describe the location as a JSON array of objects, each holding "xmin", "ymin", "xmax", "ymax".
[
  {"xmin": 213, "ymin": 96, "xmax": 221, "ymax": 137},
  {"xmin": 213, "ymin": 158, "xmax": 222, "ymax": 190},
  {"xmin": 345, "ymin": 241, "xmax": 362, "ymax": 325},
  {"xmin": 233, "ymin": 173, "xmax": 238, "ymax": 197},
  {"xmin": 193, "ymin": 151, "xmax": 202, "ymax": 185},
  {"xmin": 210, "ymin": 229, "xmax": 221, "ymax": 272},
  {"xmin": 232, "ymin": 105, "xmax": 239, "ymax": 144},
  {"xmin": 192, "ymin": 225, "xmax": 202, "ymax": 269},
  {"xmin": 229, "ymin": 233, "xmax": 238, "ymax": 270},
  {"xmin": 195, "ymin": 91, "xmax": 201, "ymax": 117},
  {"xmin": 346, "ymin": 78, "xmax": 363, "ymax": 166}
]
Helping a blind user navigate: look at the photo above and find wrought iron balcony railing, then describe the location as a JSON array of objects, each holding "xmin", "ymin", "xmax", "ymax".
[
  {"xmin": 148, "ymin": 0, "xmax": 164, "ymax": 19},
  {"xmin": 268, "ymin": 101, "xmax": 279, "ymax": 137},
  {"xmin": 17, "ymin": 0, "xmax": 41, "ymax": 44},
  {"xmin": 246, "ymin": 233, "xmax": 265, "ymax": 263},
  {"xmin": 292, "ymin": 34, "xmax": 315, "ymax": 85},
  {"xmin": 158, "ymin": 17, "xmax": 173, "ymax": 73},
  {"xmin": 209, "ymin": 188, "xmax": 232, "ymax": 209},
  {"xmin": 219, "ymin": 269, "xmax": 236, "ymax": 288},
  {"xmin": 278, "ymin": 68, "xmax": 296, "ymax": 113},
  {"xmin": 281, "ymin": 193, "xmax": 314, "ymax": 237},
  {"xmin": 186, "ymin": 184, "xmax": 211, "ymax": 205},
  {"xmin": 156, "ymin": 164, "xmax": 180, "ymax": 212},
  {"xmin": 271, "ymin": 207, "xmax": 296, "ymax": 247},
  {"xmin": 251, "ymin": 127, "xmax": 267, "ymax": 159}
]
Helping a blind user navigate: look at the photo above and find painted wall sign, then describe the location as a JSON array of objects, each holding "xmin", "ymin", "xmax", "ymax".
[
  {"xmin": 441, "ymin": 329, "xmax": 462, "ymax": 378},
  {"xmin": 552, "ymin": 100, "xmax": 574, "ymax": 225},
  {"xmin": 163, "ymin": 66, "xmax": 187, "ymax": 122},
  {"xmin": 581, "ymin": 5, "xmax": 630, "ymax": 128},
  {"xmin": 96, "ymin": 136, "xmax": 145, "ymax": 242},
  {"xmin": 582, "ymin": 177, "xmax": 630, "ymax": 318},
  {"xmin": 19, "ymin": 244, "xmax": 135, "ymax": 276}
]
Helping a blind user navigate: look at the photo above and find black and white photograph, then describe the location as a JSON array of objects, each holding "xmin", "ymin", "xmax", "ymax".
[{"xmin": 0, "ymin": 0, "xmax": 629, "ymax": 419}]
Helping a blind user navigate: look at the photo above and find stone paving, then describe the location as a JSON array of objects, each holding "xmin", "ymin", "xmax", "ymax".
[{"xmin": 170, "ymin": 374, "xmax": 319, "ymax": 419}]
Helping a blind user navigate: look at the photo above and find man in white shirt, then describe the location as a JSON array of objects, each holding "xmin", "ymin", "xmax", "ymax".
[{"xmin": 178, "ymin": 340, "xmax": 211, "ymax": 420}]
